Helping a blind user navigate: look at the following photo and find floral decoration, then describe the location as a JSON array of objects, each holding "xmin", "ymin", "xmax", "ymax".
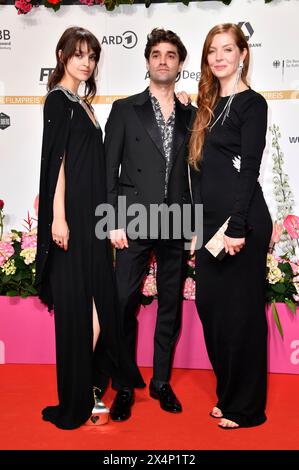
[
  {"xmin": 0, "ymin": 208, "xmax": 37, "ymax": 297},
  {"xmin": 13, "ymin": 0, "xmax": 275, "ymax": 15}
]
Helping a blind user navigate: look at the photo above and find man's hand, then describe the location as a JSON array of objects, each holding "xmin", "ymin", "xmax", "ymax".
[
  {"xmin": 109, "ymin": 229, "xmax": 129, "ymax": 249},
  {"xmin": 223, "ymin": 235, "xmax": 245, "ymax": 256}
]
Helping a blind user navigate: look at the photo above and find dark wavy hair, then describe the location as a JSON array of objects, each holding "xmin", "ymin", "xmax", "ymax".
[
  {"xmin": 144, "ymin": 28, "xmax": 187, "ymax": 63},
  {"xmin": 48, "ymin": 26, "xmax": 101, "ymax": 104}
]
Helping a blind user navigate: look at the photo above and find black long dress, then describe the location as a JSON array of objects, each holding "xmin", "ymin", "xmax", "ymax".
[
  {"xmin": 36, "ymin": 87, "xmax": 144, "ymax": 430},
  {"xmin": 191, "ymin": 89, "xmax": 272, "ymax": 428}
]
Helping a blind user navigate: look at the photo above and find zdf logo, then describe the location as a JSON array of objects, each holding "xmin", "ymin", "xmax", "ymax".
[{"xmin": 0, "ymin": 30, "xmax": 10, "ymax": 41}]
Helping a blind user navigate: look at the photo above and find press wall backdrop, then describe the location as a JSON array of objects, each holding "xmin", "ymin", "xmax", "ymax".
[{"xmin": 0, "ymin": 0, "xmax": 299, "ymax": 229}]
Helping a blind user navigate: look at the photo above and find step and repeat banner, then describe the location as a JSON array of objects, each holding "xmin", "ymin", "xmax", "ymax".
[{"xmin": 0, "ymin": 1, "xmax": 299, "ymax": 229}]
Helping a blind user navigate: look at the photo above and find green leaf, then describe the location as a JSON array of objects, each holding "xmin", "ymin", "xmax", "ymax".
[
  {"xmin": 14, "ymin": 257, "xmax": 25, "ymax": 269},
  {"xmin": 6, "ymin": 290, "xmax": 18, "ymax": 296},
  {"xmin": 20, "ymin": 292, "xmax": 29, "ymax": 298},
  {"xmin": 26, "ymin": 286, "xmax": 38, "ymax": 295},
  {"xmin": 44, "ymin": 1, "xmax": 61, "ymax": 12},
  {"xmin": 272, "ymin": 302, "xmax": 284, "ymax": 338},
  {"xmin": 13, "ymin": 272, "xmax": 26, "ymax": 282},
  {"xmin": 285, "ymin": 299, "xmax": 297, "ymax": 315},
  {"xmin": 271, "ymin": 283, "xmax": 287, "ymax": 294},
  {"xmin": 105, "ymin": 0, "xmax": 116, "ymax": 10},
  {"xmin": 279, "ymin": 262, "xmax": 293, "ymax": 276}
]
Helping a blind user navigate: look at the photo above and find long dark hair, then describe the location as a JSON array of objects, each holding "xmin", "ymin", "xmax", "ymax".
[
  {"xmin": 189, "ymin": 23, "xmax": 250, "ymax": 169},
  {"xmin": 48, "ymin": 26, "xmax": 101, "ymax": 104}
]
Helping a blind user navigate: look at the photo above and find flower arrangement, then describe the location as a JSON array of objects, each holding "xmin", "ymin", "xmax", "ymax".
[
  {"xmin": 0, "ymin": 204, "xmax": 37, "ymax": 297},
  {"xmin": 265, "ymin": 125, "xmax": 299, "ymax": 336},
  {"xmin": 13, "ymin": 0, "xmax": 275, "ymax": 15},
  {"xmin": 267, "ymin": 233, "xmax": 299, "ymax": 338},
  {"xmin": 141, "ymin": 252, "xmax": 195, "ymax": 305},
  {"xmin": 2, "ymin": 120, "xmax": 298, "ymax": 338}
]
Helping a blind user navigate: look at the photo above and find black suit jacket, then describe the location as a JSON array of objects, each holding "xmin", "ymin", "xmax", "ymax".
[{"xmin": 104, "ymin": 88, "xmax": 195, "ymax": 237}]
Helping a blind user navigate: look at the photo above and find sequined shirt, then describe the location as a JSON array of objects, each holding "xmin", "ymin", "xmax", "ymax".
[{"xmin": 150, "ymin": 93, "xmax": 176, "ymax": 199}]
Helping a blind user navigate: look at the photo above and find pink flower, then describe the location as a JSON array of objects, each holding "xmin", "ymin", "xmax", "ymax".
[
  {"xmin": 283, "ymin": 214, "xmax": 299, "ymax": 239},
  {"xmin": 148, "ymin": 256, "xmax": 157, "ymax": 271},
  {"xmin": 0, "ymin": 241, "xmax": 14, "ymax": 265},
  {"xmin": 271, "ymin": 221, "xmax": 283, "ymax": 244},
  {"xmin": 183, "ymin": 277, "xmax": 195, "ymax": 300},
  {"xmin": 187, "ymin": 256, "xmax": 195, "ymax": 268},
  {"xmin": 1, "ymin": 233, "xmax": 13, "ymax": 243},
  {"xmin": 290, "ymin": 263, "xmax": 299, "ymax": 275},
  {"xmin": 21, "ymin": 232, "xmax": 37, "ymax": 250},
  {"xmin": 142, "ymin": 274, "xmax": 157, "ymax": 297},
  {"xmin": 15, "ymin": 0, "xmax": 33, "ymax": 15}
]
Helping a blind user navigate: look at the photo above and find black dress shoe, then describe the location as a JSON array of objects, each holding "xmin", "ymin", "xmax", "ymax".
[
  {"xmin": 149, "ymin": 382, "xmax": 182, "ymax": 413},
  {"xmin": 110, "ymin": 390, "xmax": 134, "ymax": 421}
]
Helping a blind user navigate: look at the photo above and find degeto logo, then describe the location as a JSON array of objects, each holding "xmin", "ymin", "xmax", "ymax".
[
  {"xmin": 101, "ymin": 31, "xmax": 138, "ymax": 49},
  {"xmin": 0, "ymin": 112, "xmax": 11, "ymax": 130}
]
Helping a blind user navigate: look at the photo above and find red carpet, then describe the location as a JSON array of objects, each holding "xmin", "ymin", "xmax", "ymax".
[{"xmin": 0, "ymin": 365, "xmax": 298, "ymax": 450}]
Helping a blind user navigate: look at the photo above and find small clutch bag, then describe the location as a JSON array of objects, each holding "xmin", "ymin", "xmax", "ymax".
[{"xmin": 205, "ymin": 217, "xmax": 231, "ymax": 260}]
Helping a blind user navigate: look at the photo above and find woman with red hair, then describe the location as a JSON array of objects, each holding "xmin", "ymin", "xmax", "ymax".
[{"xmin": 190, "ymin": 24, "xmax": 272, "ymax": 429}]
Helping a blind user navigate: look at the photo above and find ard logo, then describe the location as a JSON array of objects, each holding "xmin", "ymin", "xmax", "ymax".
[{"xmin": 0, "ymin": 113, "xmax": 10, "ymax": 130}]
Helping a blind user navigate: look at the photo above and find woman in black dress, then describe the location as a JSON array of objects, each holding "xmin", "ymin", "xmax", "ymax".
[
  {"xmin": 35, "ymin": 27, "xmax": 144, "ymax": 430},
  {"xmin": 190, "ymin": 24, "xmax": 272, "ymax": 429}
]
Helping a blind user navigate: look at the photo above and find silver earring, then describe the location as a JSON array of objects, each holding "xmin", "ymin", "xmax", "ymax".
[{"xmin": 239, "ymin": 61, "xmax": 243, "ymax": 69}]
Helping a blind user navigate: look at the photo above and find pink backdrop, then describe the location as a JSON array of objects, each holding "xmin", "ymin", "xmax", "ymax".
[{"xmin": 0, "ymin": 297, "xmax": 299, "ymax": 373}]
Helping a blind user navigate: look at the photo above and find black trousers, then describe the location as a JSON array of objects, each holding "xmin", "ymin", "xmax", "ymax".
[{"xmin": 114, "ymin": 237, "xmax": 187, "ymax": 387}]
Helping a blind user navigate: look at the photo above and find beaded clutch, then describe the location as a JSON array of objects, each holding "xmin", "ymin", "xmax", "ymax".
[{"xmin": 205, "ymin": 217, "xmax": 231, "ymax": 260}]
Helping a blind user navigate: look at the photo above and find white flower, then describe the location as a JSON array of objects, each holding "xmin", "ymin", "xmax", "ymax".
[
  {"xmin": 11, "ymin": 232, "xmax": 21, "ymax": 242},
  {"xmin": 267, "ymin": 266, "xmax": 283, "ymax": 284},
  {"xmin": 1, "ymin": 259, "xmax": 16, "ymax": 276},
  {"xmin": 267, "ymin": 253, "xmax": 278, "ymax": 269},
  {"xmin": 20, "ymin": 247, "xmax": 36, "ymax": 265}
]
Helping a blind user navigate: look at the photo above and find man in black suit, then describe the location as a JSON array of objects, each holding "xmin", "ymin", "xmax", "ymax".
[{"xmin": 105, "ymin": 28, "xmax": 194, "ymax": 421}]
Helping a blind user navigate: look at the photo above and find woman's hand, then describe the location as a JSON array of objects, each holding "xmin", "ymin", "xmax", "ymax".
[
  {"xmin": 176, "ymin": 91, "xmax": 192, "ymax": 106},
  {"xmin": 52, "ymin": 217, "xmax": 69, "ymax": 251},
  {"xmin": 223, "ymin": 235, "xmax": 245, "ymax": 256}
]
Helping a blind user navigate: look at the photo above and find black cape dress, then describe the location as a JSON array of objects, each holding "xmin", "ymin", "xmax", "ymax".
[
  {"xmin": 191, "ymin": 89, "xmax": 272, "ymax": 428},
  {"xmin": 35, "ymin": 87, "xmax": 144, "ymax": 429}
]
